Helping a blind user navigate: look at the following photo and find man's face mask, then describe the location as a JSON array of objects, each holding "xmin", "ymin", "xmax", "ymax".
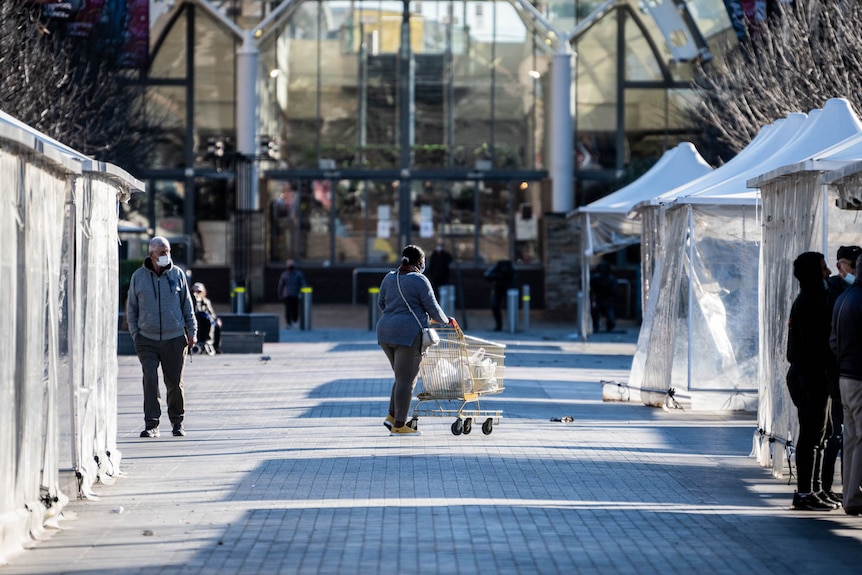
[
  {"xmin": 156, "ymin": 254, "xmax": 171, "ymax": 267},
  {"xmin": 846, "ymin": 273, "xmax": 856, "ymax": 285}
]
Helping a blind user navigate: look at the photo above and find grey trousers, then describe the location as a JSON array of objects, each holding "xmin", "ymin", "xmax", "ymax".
[
  {"xmin": 380, "ymin": 334, "xmax": 423, "ymax": 423},
  {"xmin": 840, "ymin": 376, "xmax": 862, "ymax": 511},
  {"xmin": 134, "ymin": 334, "xmax": 188, "ymax": 428}
]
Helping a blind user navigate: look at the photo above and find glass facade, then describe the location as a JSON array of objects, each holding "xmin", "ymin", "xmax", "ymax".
[{"xmin": 137, "ymin": 0, "xmax": 734, "ymax": 294}]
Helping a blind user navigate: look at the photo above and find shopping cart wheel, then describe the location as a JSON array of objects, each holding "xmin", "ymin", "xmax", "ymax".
[
  {"xmin": 482, "ymin": 418, "xmax": 494, "ymax": 435},
  {"xmin": 451, "ymin": 419, "xmax": 464, "ymax": 435},
  {"xmin": 463, "ymin": 418, "xmax": 473, "ymax": 434},
  {"xmin": 407, "ymin": 418, "xmax": 419, "ymax": 430}
]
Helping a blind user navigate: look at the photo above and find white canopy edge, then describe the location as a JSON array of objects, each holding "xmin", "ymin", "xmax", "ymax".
[
  {"xmin": 747, "ymin": 98, "xmax": 862, "ymax": 188},
  {"xmin": 578, "ymin": 142, "xmax": 712, "ymax": 215}
]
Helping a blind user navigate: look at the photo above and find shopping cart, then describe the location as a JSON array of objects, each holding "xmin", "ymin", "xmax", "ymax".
[{"xmin": 408, "ymin": 324, "xmax": 505, "ymax": 435}]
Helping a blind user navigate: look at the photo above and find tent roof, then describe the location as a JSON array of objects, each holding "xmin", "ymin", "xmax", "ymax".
[
  {"xmin": 642, "ymin": 112, "xmax": 807, "ymax": 208},
  {"xmin": 578, "ymin": 142, "xmax": 712, "ymax": 215},
  {"xmin": 747, "ymin": 98, "xmax": 862, "ymax": 188}
]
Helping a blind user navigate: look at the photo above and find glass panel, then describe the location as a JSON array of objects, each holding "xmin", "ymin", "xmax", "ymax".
[
  {"xmin": 624, "ymin": 13, "xmax": 664, "ymax": 82},
  {"xmin": 477, "ymin": 181, "xmax": 511, "ymax": 265},
  {"xmin": 195, "ymin": 14, "xmax": 236, "ymax": 140},
  {"xmin": 366, "ymin": 180, "xmax": 401, "ymax": 264},
  {"xmin": 443, "ymin": 180, "xmax": 478, "ymax": 263},
  {"xmin": 147, "ymin": 86, "xmax": 186, "ymax": 169},
  {"xmin": 195, "ymin": 177, "xmax": 235, "ymax": 265},
  {"xmin": 575, "ymin": 10, "xmax": 617, "ymax": 176},
  {"xmin": 334, "ymin": 179, "xmax": 368, "ymax": 264},
  {"xmin": 149, "ymin": 9, "xmax": 187, "ymax": 79},
  {"xmin": 267, "ymin": 179, "xmax": 301, "ymax": 264},
  {"xmin": 514, "ymin": 181, "xmax": 541, "ymax": 265}
]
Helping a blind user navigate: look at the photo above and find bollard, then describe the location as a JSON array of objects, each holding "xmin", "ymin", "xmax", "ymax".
[
  {"xmin": 439, "ymin": 285, "xmax": 455, "ymax": 315},
  {"xmin": 521, "ymin": 285, "xmax": 531, "ymax": 332},
  {"xmin": 231, "ymin": 286, "xmax": 246, "ymax": 314},
  {"xmin": 506, "ymin": 288, "xmax": 519, "ymax": 333},
  {"xmin": 300, "ymin": 287, "xmax": 313, "ymax": 331},
  {"xmin": 368, "ymin": 287, "xmax": 380, "ymax": 330}
]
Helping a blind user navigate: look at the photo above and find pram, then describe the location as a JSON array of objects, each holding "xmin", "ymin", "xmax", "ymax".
[{"xmin": 408, "ymin": 324, "xmax": 505, "ymax": 435}]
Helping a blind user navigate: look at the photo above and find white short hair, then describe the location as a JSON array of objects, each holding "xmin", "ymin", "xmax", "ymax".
[{"xmin": 149, "ymin": 236, "xmax": 170, "ymax": 255}]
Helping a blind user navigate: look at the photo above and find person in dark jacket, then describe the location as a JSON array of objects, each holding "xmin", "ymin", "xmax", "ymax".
[
  {"xmin": 126, "ymin": 236, "xmax": 198, "ymax": 438},
  {"xmin": 786, "ymin": 251, "xmax": 837, "ymax": 511},
  {"xmin": 831, "ymin": 252, "xmax": 862, "ymax": 515},
  {"xmin": 590, "ymin": 261, "xmax": 617, "ymax": 333},
  {"xmin": 425, "ymin": 239, "xmax": 453, "ymax": 298},
  {"xmin": 823, "ymin": 245, "xmax": 861, "ymax": 504},
  {"xmin": 277, "ymin": 259, "xmax": 307, "ymax": 329},
  {"xmin": 484, "ymin": 259, "xmax": 516, "ymax": 331}
]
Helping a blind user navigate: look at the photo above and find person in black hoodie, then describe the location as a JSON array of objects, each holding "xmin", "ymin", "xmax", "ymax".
[
  {"xmin": 831, "ymin": 252, "xmax": 862, "ymax": 515},
  {"xmin": 786, "ymin": 251, "xmax": 837, "ymax": 511}
]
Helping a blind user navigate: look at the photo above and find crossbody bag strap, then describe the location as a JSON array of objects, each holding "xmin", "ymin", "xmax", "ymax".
[{"xmin": 395, "ymin": 271, "xmax": 424, "ymax": 329}]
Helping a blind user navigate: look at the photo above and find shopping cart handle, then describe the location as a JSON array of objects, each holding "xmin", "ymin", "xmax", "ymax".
[{"xmin": 448, "ymin": 317, "xmax": 459, "ymax": 329}]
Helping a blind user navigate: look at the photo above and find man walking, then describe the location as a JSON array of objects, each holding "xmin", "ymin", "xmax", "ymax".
[{"xmin": 126, "ymin": 237, "xmax": 197, "ymax": 438}]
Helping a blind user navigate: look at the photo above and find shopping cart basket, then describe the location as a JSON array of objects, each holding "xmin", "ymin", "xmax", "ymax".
[{"xmin": 409, "ymin": 324, "xmax": 505, "ymax": 435}]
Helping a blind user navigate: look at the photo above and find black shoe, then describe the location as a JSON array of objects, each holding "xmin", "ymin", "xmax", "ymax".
[
  {"xmin": 791, "ymin": 492, "xmax": 836, "ymax": 511},
  {"xmin": 845, "ymin": 507, "xmax": 862, "ymax": 516},
  {"xmin": 140, "ymin": 427, "xmax": 160, "ymax": 438},
  {"xmin": 172, "ymin": 424, "xmax": 186, "ymax": 437},
  {"xmin": 813, "ymin": 491, "xmax": 840, "ymax": 509},
  {"xmin": 821, "ymin": 490, "xmax": 843, "ymax": 506}
]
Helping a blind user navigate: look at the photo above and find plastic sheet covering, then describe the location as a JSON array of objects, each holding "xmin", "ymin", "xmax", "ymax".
[
  {"xmin": 757, "ymin": 174, "xmax": 862, "ymax": 476},
  {"xmin": 0, "ymin": 148, "xmax": 24, "ymax": 560},
  {"xmin": 0, "ymin": 118, "xmax": 140, "ymax": 563},
  {"xmin": 76, "ymin": 177, "xmax": 123, "ymax": 497},
  {"xmin": 631, "ymin": 203, "xmax": 761, "ymax": 410}
]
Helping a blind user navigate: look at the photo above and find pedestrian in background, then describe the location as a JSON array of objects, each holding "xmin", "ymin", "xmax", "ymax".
[
  {"xmin": 831, "ymin": 252, "xmax": 862, "ymax": 515},
  {"xmin": 192, "ymin": 282, "xmax": 222, "ymax": 354},
  {"xmin": 484, "ymin": 259, "xmax": 516, "ymax": 331},
  {"xmin": 786, "ymin": 252, "xmax": 836, "ymax": 511},
  {"xmin": 377, "ymin": 244, "xmax": 456, "ymax": 436},
  {"xmin": 126, "ymin": 236, "xmax": 197, "ymax": 438},
  {"xmin": 277, "ymin": 258, "xmax": 307, "ymax": 329},
  {"xmin": 590, "ymin": 261, "xmax": 618, "ymax": 333},
  {"xmin": 426, "ymin": 238, "xmax": 453, "ymax": 298}
]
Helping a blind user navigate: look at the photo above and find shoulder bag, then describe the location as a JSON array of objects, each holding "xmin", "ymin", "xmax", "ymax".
[{"xmin": 395, "ymin": 272, "xmax": 439, "ymax": 351}]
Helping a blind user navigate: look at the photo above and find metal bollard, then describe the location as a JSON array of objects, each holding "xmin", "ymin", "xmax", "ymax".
[
  {"xmin": 231, "ymin": 286, "xmax": 246, "ymax": 314},
  {"xmin": 521, "ymin": 285, "xmax": 531, "ymax": 332},
  {"xmin": 506, "ymin": 288, "xmax": 519, "ymax": 333},
  {"xmin": 368, "ymin": 287, "xmax": 380, "ymax": 330},
  {"xmin": 300, "ymin": 287, "xmax": 313, "ymax": 331},
  {"xmin": 439, "ymin": 285, "xmax": 455, "ymax": 315}
]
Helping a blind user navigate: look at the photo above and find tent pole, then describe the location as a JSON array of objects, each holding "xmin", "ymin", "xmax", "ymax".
[{"xmin": 687, "ymin": 205, "xmax": 694, "ymax": 394}]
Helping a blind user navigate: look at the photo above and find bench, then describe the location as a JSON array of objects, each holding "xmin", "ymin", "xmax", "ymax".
[{"xmin": 218, "ymin": 314, "xmax": 281, "ymax": 342}]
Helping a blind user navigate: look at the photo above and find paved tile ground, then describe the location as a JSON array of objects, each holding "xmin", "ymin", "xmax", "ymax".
[{"xmin": 3, "ymin": 308, "xmax": 862, "ymax": 574}]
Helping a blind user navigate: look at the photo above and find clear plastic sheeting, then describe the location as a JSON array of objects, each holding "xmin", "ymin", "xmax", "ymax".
[
  {"xmin": 577, "ymin": 143, "xmax": 713, "ymax": 339},
  {"xmin": 0, "ymin": 118, "xmax": 142, "ymax": 563},
  {"xmin": 631, "ymin": 204, "xmax": 761, "ymax": 411},
  {"xmin": 756, "ymin": 176, "xmax": 862, "ymax": 476}
]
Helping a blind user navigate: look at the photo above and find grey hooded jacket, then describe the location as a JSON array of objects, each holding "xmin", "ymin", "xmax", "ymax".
[{"xmin": 127, "ymin": 258, "xmax": 197, "ymax": 342}]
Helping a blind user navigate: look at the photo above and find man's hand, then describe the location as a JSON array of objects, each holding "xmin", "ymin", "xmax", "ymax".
[
  {"xmin": 448, "ymin": 317, "xmax": 459, "ymax": 329},
  {"xmin": 187, "ymin": 336, "xmax": 197, "ymax": 349}
]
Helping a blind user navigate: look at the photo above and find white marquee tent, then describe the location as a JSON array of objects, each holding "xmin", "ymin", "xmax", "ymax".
[
  {"xmin": 629, "ymin": 99, "xmax": 862, "ymax": 411},
  {"xmin": 576, "ymin": 143, "xmax": 713, "ymax": 339},
  {"xmin": 747, "ymin": 98, "xmax": 862, "ymax": 476}
]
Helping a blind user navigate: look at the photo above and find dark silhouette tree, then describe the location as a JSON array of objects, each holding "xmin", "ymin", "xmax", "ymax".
[
  {"xmin": 0, "ymin": 3, "xmax": 157, "ymax": 174},
  {"xmin": 690, "ymin": 0, "xmax": 862, "ymax": 165}
]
